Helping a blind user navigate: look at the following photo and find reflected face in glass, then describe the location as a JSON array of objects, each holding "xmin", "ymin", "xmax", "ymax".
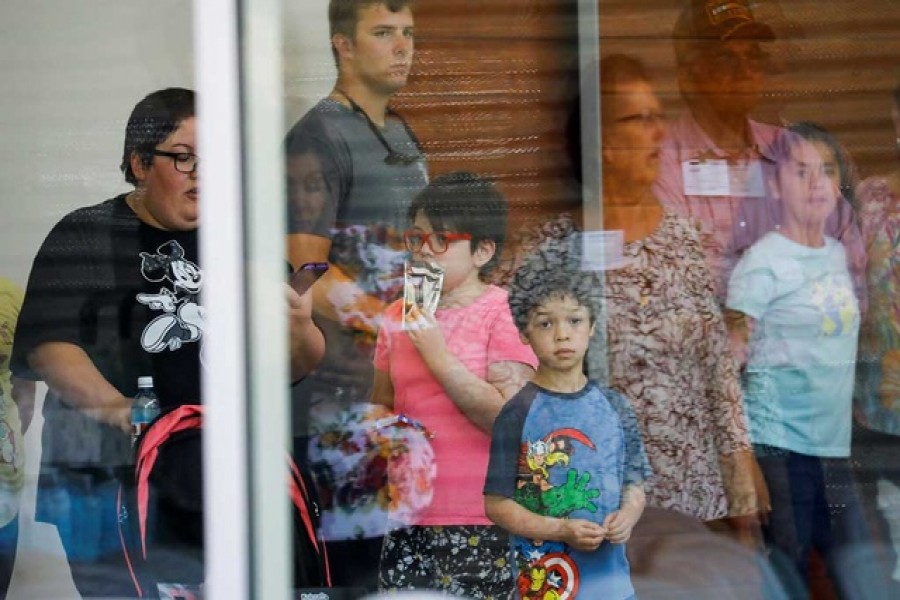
[
  {"xmin": 521, "ymin": 295, "xmax": 594, "ymax": 374},
  {"xmin": 810, "ymin": 140, "xmax": 842, "ymax": 196},
  {"xmin": 773, "ymin": 138, "xmax": 839, "ymax": 229},
  {"xmin": 134, "ymin": 116, "xmax": 198, "ymax": 231},
  {"xmin": 602, "ymin": 79, "xmax": 666, "ymax": 188},
  {"xmin": 286, "ymin": 152, "xmax": 327, "ymax": 227},
  {"xmin": 686, "ymin": 39, "xmax": 769, "ymax": 115},
  {"xmin": 410, "ymin": 210, "xmax": 482, "ymax": 293},
  {"xmin": 344, "ymin": 4, "xmax": 414, "ymax": 95}
]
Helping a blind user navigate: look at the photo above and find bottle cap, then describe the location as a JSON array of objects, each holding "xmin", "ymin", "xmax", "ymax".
[{"xmin": 137, "ymin": 376, "xmax": 154, "ymax": 388}]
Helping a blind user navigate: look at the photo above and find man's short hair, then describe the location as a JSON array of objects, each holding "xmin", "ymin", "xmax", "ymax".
[
  {"xmin": 507, "ymin": 233, "xmax": 598, "ymax": 334},
  {"xmin": 407, "ymin": 171, "xmax": 507, "ymax": 278},
  {"xmin": 329, "ymin": 0, "xmax": 414, "ymax": 64},
  {"xmin": 120, "ymin": 88, "xmax": 196, "ymax": 186}
]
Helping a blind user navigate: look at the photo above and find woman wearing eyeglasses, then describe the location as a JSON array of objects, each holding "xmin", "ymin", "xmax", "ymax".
[
  {"xmin": 370, "ymin": 172, "xmax": 536, "ymax": 598},
  {"xmin": 571, "ymin": 55, "xmax": 765, "ymax": 544},
  {"xmin": 11, "ymin": 88, "xmax": 324, "ymax": 596}
]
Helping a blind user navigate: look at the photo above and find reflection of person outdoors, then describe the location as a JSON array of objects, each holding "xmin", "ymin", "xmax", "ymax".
[
  {"xmin": 283, "ymin": 0, "xmax": 428, "ymax": 590},
  {"xmin": 852, "ymin": 85, "xmax": 900, "ymax": 586},
  {"xmin": 726, "ymin": 131, "xmax": 867, "ymax": 598},
  {"xmin": 590, "ymin": 54, "xmax": 763, "ymax": 544},
  {"xmin": 0, "ymin": 278, "xmax": 33, "ymax": 597},
  {"xmin": 372, "ymin": 173, "xmax": 537, "ymax": 598},
  {"xmin": 286, "ymin": 138, "xmax": 330, "ymax": 234},
  {"xmin": 11, "ymin": 88, "xmax": 323, "ymax": 597},
  {"xmin": 655, "ymin": 0, "xmax": 865, "ymax": 307}
]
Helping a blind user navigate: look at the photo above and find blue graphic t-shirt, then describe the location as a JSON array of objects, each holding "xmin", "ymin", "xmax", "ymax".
[{"xmin": 484, "ymin": 381, "xmax": 651, "ymax": 600}]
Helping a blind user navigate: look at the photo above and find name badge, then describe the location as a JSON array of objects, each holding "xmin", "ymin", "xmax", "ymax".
[
  {"xmin": 682, "ymin": 159, "xmax": 729, "ymax": 196},
  {"xmin": 728, "ymin": 159, "xmax": 765, "ymax": 197},
  {"xmin": 581, "ymin": 230, "xmax": 631, "ymax": 272},
  {"xmin": 682, "ymin": 158, "xmax": 766, "ymax": 197}
]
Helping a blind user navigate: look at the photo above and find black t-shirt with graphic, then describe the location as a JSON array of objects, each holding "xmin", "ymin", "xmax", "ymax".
[{"xmin": 12, "ymin": 194, "xmax": 203, "ymax": 466}]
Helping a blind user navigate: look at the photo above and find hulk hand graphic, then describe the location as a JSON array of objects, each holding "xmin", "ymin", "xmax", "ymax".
[{"xmin": 541, "ymin": 469, "xmax": 600, "ymax": 517}]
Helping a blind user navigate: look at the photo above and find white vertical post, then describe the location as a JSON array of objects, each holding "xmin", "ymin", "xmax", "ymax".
[
  {"xmin": 194, "ymin": 0, "xmax": 250, "ymax": 597},
  {"xmin": 196, "ymin": 0, "xmax": 291, "ymax": 594},
  {"xmin": 241, "ymin": 0, "xmax": 292, "ymax": 598},
  {"xmin": 577, "ymin": 0, "xmax": 608, "ymax": 385},
  {"xmin": 578, "ymin": 0, "xmax": 602, "ymax": 232}
]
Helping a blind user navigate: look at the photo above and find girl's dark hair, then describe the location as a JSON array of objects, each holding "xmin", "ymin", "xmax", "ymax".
[
  {"xmin": 786, "ymin": 121, "xmax": 859, "ymax": 207},
  {"xmin": 407, "ymin": 171, "xmax": 507, "ymax": 277},
  {"xmin": 121, "ymin": 88, "xmax": 196, "ymax": 186}
]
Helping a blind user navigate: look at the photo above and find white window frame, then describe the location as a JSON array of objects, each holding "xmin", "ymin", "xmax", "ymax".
[{"xmin": 195, "ymin": 0, "xmax": 291, "ymax": 597}]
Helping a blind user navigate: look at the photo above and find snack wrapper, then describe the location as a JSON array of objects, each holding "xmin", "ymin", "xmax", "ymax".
[{"xmin": 402, "ymin": 260, "xmax": 444, "ymax": 330}]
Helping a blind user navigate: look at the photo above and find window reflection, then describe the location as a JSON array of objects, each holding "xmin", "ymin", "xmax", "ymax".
[{"xmin": 4, "ymin": 0, "xmax": 900, "ymax": 597}]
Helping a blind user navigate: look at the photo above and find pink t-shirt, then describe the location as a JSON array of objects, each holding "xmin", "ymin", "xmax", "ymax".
[{"xmin": 374, "ymin": 284, "xmax": 537, "ymax": 526}]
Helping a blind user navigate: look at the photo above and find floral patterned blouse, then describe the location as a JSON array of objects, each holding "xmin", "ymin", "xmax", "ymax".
[
  {"xmin": 603, "ymin": 213, "xmax": 752, "ymax": 521},
  {"xmin": 855, "ymin": 177, "xmax": 900, "ymax": 435}
]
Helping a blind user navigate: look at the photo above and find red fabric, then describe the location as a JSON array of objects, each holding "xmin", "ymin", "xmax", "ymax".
[{"xmin": 134, "ymin": 405, "xmax": 203, "ymax": 558}]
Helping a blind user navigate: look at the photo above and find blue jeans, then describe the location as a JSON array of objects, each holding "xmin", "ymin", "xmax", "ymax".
[
  {"xmin": 0, "ymin": 515, "xmax": 18, "ymax": 597},
  {"xmin": 755, "ymin": 446, "xmax": 891, "ymax": 600}
]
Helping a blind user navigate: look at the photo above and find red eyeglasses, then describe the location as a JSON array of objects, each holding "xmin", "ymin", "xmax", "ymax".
[{"xmin": 403, "ymin": 230, "xmax": 472, "ymax": 254}]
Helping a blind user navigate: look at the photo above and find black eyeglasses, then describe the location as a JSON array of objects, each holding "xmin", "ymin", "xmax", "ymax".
[
  {"xmin": 152, "ymin": 150, "xmax": 198, "ymax": 174},
  {"xmin": 403, "ymin": 230, "xmax": 471, "ymax": 254},
  {"xmin": 335, "ymin": 89, "xmax": 424, "ymax": 166}
]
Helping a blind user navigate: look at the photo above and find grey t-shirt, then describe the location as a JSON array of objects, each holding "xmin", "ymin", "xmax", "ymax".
[{"xmin": 285, "ymin": 98, "xmax": 429, "ymax": 435}]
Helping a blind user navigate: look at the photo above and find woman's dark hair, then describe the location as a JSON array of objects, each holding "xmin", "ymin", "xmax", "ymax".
[
  {"xmin": 121, "ymin": 88, "xmax": 196, "ymax": 186},
  {"xmin": 407, "ymin": 171, "xmax": 508, "ymax": 277},
  {"xmin": 566, "ymin": 54, "xmax": 651, "ymax": 183},
  {"xmin": 786, "ymin": 121, "xmax": 859, "ymax": 208}
]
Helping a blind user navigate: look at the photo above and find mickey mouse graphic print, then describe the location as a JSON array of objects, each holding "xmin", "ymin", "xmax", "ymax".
[
  {"xmin": 485, "ymin": 382, "xmax": 651, "ymax": 600},
  {"xmin": 137, "ymin": 240, "xmax": 205, "ymax": 356},
  {"xmin": 13, "ymin": 194, "xmax": 204, "ymax": 417}
]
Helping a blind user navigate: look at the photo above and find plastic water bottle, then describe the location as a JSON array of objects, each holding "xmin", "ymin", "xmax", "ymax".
[{"xmin": 131, "ymin": 376, "xmax": 160, "ymax": 445}]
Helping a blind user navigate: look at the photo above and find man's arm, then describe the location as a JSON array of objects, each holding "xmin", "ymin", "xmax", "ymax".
[
  {"xmin": 27, "ymin": 341, "xmax": 131, "ymax": 432},
  {"xmin": 484, "ymin": 494, "xmax": 605, "ymax": 552},
  {"xmin": 288, "ymin": 232, "xmax": 388, "ymax": 328}
]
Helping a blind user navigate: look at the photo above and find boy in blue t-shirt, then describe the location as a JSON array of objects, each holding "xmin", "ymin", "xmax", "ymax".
[{"xmin": 484, "ymin": 234, "xmax": 651, "ymax": 600}]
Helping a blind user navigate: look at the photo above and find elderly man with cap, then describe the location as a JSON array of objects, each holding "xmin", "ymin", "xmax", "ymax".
[{"xmin": 654, "ymin": 0, "xmax": 865, "ymax": 309}]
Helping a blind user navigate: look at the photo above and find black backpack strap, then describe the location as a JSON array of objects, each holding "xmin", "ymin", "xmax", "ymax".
[{"xmin": 287, "ymin": 455, "xmax": 331, "ymax": 587}]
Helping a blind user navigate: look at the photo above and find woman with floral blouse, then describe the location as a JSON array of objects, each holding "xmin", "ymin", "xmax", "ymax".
[{"xmin": 592, "ymin": 55, "xmax": 765, "ymax": 541}]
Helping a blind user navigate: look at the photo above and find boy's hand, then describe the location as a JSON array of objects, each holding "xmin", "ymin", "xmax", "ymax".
[
  {"xmin": 602, "ymin": 505, "xmax": 641, "ymax": 544},
  {"xmin": 560, "ymin": 519, "xmax": 606, "ymax": 552}
]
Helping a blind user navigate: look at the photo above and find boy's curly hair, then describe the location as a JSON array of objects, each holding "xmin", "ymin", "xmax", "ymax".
[{"xmin": 507, "ymin": 232, "xmax": 600, "ymax": 334}]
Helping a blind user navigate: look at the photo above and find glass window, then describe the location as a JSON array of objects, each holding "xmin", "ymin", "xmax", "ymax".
[{"xmin": 4, "ymin": 0, "xmax": 900, "ymax": 598}]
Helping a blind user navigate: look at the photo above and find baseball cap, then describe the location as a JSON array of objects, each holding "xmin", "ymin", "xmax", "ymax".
[{"xmin": 674, "ymin": 0, "xmax": 775, "ymax": 41}]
